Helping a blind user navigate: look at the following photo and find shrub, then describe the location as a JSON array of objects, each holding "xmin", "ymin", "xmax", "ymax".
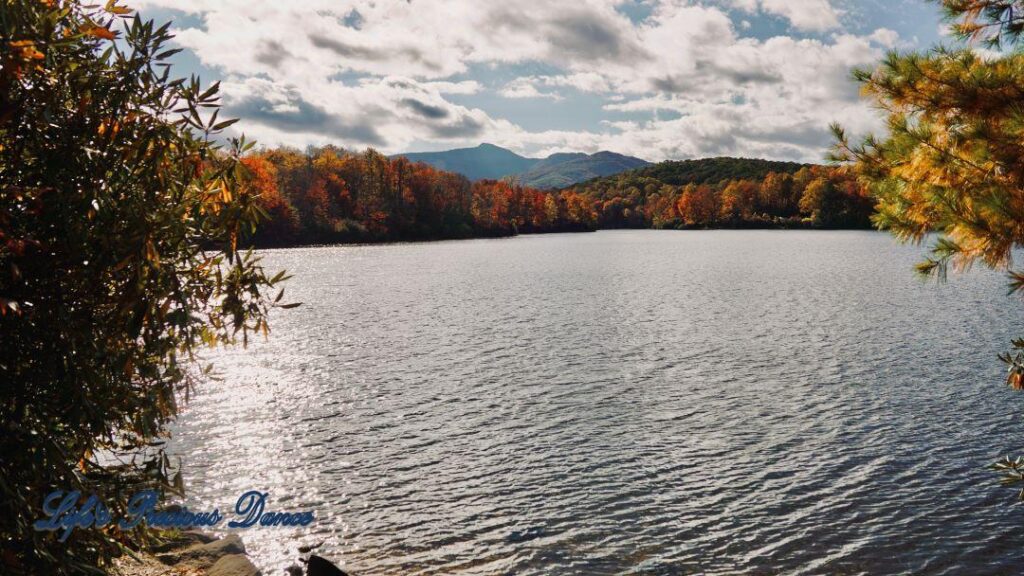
[{"xmin": 0, "ymin": 2, "xmax": 288, "ymax": 573}]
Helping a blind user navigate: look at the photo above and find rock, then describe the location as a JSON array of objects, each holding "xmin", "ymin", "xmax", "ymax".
[
  {"xmin": 208, "ymin": 554, "xmax": 262, "ymax": 576},
  {"xmin": 307, "ymin": 555, "xmax": 348, "ymax": 576},
  {"xmin": 184, "ymin": 530, "xmax": 219, "ymax": 544},
  {"xmin": 157, "ymin": 533, "xmax": 247, "ymax": 567},
  {"xmin": 297, "ymin": 540, "xmax": 324, "ymax": 554},
  {"xmin": 149, "ymin": 529, "xmax": 218, "ymax": 553}
]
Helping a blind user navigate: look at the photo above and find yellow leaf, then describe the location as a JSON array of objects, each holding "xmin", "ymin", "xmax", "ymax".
[
  {"xmin": 106, "ymin": 0, "xmax": 133, "ymax": 15},
  {"xmin": 84, "ymin": 26, "xmax": 116, "ymax": 40}
]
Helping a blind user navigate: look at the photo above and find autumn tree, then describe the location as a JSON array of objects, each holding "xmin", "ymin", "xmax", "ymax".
[
  {"xmin": 242, "ymin": 155, "xmax": 300, "ymax": 246},
  {"xmin": 758, "ymin": 172, "xmax": 797, "ymax": 216},
  {"xmin": 0, "ymin": 3, "xmax": 288, "ymax": 573},
  {"xmin": 832, "ymin": 0, "xmax": 1024, "ymax": 493},
  {"xmin": 797, "ymin": 177, "xmax": 844, "ymax": 227},
  {"xmin": 562, "ymin": 191, "xmax": 598, "ymax": 230},
  {"xmin": 721, "ymin": 180, "xmax": 759, "ymax": 222},
  {"xmin": 941, "ymin": 0, "xmax": 1024, "ymax": 47},
  {"xmin": 677, "ymin": 184, "xmax": 720, "ymax": 226},
  {"xmin": 653, "ymin": 185, "xmax": 679, "ymax": 224},
  {"xmin": 312, "ymin": 147, "xmax": 353, "ymax": 221}
]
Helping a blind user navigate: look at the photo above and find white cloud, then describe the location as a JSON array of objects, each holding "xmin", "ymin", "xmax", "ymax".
[
  {"xmin": 868, "ymin": 28, "xmax": 900, "ymax": 48},
  {"xmin": 726, "ymin": 0, "xmax": 841, "ymax": 31},
  {"xmin": 540, "ymin": 72, "xmax": 614, "ymax": 93},
  {"xmin": 425, "ymin": 80, "xmax": 483, "ymax": 95},
  {"xmin": 499, "ymin": 78, "xmax": 564, "ymax": 100},
  {"xmin": 760, "ymin": 0, "xmax": 841, "ymax": 31},
  {"xmin": 218, "ymin": 75, "xmax": 509, "ymax": 151},
  {"xmin": 134, "ymin": 0, "xmax": 895, "ymax": 162}
]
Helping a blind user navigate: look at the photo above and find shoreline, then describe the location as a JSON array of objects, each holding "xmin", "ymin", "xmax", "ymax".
[
  {"xmin": 113, "ymin": 532, "xmax": 347, "ymax": 576},
  {"xmin": 113, "ymin": 532, "xmax": 261, "ymax": 576},
  {"xmin": 245, "ymin": 224, "xmax": 881, "ymax": 251}
]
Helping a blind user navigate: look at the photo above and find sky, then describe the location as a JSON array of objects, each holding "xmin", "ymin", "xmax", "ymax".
[{"xmin": 132, "ymin": 0, "xmax": 951, "ymax": 163}]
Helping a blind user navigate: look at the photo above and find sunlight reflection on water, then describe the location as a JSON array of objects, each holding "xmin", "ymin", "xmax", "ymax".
[{"xmin": 169, "ymin": 230, "xmax": 1024, "ymax": 575}]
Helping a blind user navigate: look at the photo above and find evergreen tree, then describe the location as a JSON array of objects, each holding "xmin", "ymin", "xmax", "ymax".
[{"xmin": 832, "ymin": 0, "xmax": 1024, "ymax": 494}]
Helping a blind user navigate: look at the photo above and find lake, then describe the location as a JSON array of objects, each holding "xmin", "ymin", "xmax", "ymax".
[{"xmin": 169, "ymin": 230, "xmax": 1024, "ymax": 574}]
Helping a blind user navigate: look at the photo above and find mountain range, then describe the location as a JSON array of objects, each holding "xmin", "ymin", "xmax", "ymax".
[{"xmin": 393, "ymin": 143, "xmax": 650, "ymax": 189}]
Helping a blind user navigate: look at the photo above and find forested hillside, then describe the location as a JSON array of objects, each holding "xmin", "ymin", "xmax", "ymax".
[
  {"xmin": 244, "ymin": 147, "xmax": 597, "ymax": 246},
  {"xmin": 520, "ymin": 151, "xmax": 649, "ymax": 189},
  {"xmin": 588, "ymin": 157, "xmax": 810, "ymax": 187},
  {"xmin": 566, "ymin": 160, "xmax": 872, "ymax": 229},
  {"xmin": 243, "ymin": 148, "xmax": 873, "ymax": 247}
]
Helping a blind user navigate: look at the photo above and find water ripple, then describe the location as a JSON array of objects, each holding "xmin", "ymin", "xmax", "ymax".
[{"xmin": 169, "ymin": 230, "xmax": 1024, "ymax": 575}]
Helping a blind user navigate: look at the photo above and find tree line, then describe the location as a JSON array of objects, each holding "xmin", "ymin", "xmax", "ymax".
[
  {"xmin": 568, "ymin": 164, "xmax": 873, "ymax": 230},
  {"xmin": 243, "ymin": 148, "xmax": 875, "ymax": 247},
  {"xmin": 241, "ymin": 147, "xmax": 598, "ymax": 246}
]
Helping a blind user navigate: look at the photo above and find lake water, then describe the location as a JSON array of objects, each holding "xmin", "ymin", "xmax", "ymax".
[{"xmin": 169, "ymin": 230, "xmax": 1024, "ymax": 575}]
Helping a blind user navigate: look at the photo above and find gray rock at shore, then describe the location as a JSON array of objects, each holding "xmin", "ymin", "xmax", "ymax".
[
  {"xmin": 156, "ymin": 533, "xmax": 247, "ymax": 567},
  {"xmin": 149, "ymin": 529, "xmax": 219, "ymax": 553},
  {"xmin": 186, "ymin": 530, "xmax": 220, "ymax": 544},
  {"xmin": 208, "ymin": 554, "xmax": 262, "ymax": 576}
]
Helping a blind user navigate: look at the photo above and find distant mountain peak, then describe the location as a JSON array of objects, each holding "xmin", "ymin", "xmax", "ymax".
[
  {"xmin": 544, "ymin": 152, "xmax": 588, "ymax": 161},
  {"xmin": 391, "ymin": 144, "xmax": 649, "ymax": 188},
  {"xmin": 520, "ymin": 150, "xmax": 650, "ymax": 189}
]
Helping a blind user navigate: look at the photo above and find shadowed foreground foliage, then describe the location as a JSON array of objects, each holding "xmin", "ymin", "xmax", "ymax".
[{"xmin": 0, "ymin": 3, "xmax": 286, "ymax": 573}]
